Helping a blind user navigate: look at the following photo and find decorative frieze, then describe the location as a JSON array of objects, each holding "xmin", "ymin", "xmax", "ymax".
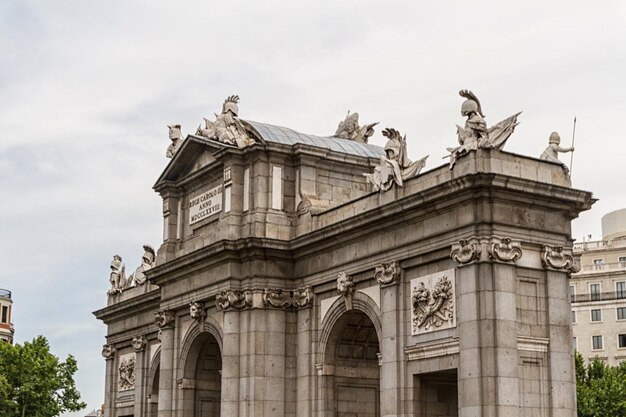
[
  {"xmin": 488, "ymin": 236, "xmax": 522, "ymax": 264},
  {"xmin": 405, "ymin": 338, "xmax": 460, "ymax": 361},
  {"xmin": 189, "ymin": 301, "xmax": 207, "ymax": 322},
  {"xmin": 215, "ymin": 289, "xmax": 252, "ymax": 311},
  {"xmin": 118, "ymin": 355, "xmax": 136, "ymax": 391},
  {"xmin": 154, "ymin": 310, "xmax": 175, "ymax": 329},
  {"xmin": 337, "ymin": 272, "xmax": 356, "ymax": 310},
  {"xmin": 411, "ymin": 269, "xmax": 456, "ymax": 335},
  {"xmin": 102, "ymin": 344, "xmax": 116, "ymax": 360},
  {"xmin": 263, "ymin": 286, "xmax": 313, "ymax": 310},
  {"xmin": 132, "ymin": 336, "xmax": 146, "ymax": 352},
  {"xmin": 375, "ymin": 261, "xmax": 400, "ymax": 286},
  {"xmin": 541, "ymin": 245, "xmax": 580, "ymax": 272},
  {"xmin": 450, "ymin": 238, "xmax": 481, "ymax": 264}
]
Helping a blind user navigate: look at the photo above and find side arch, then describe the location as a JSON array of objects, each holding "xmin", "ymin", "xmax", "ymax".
[{"xmin": 178, "ymin": 314, "xmax": 224, "ymax": 373}]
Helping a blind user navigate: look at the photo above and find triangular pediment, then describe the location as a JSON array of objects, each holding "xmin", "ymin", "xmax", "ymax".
[{"xmin": 154, "ymin": 135, "xmax": 234, "ymax": 189}]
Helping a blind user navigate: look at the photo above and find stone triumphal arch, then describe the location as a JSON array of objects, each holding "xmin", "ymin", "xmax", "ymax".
[{"xmin": 95, "ymin": 92, "xmax": 593, "ymax": 417}]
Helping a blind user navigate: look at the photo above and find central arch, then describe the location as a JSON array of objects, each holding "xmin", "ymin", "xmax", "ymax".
[{"xmin": 320, "ymin": 296, "xmax": 382, "ymax": 417}]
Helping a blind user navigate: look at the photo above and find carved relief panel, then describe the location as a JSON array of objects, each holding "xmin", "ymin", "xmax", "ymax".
[
  {"xmin": 410, "ymin": 269, "xmax": 456, "ymax": 335},
  {"xmin": 118, "ymin": 353, "xmax": 136, "ymax": 391}
]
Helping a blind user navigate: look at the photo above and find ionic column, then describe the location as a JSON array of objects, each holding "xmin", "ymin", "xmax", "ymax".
[
  {"xmin": 132, "ymin": 336, "xmax": 147, "ymax": 417},
  {"xmin": 155, "ymin": 310, "xmax": 176, "ymax": 417},
  {"xmin": 221, "ymin": 310, "xmax": 241, "ymax": 417},
  {"xmin": 101, "ymin": 344, "xmax": 116, "ymax": 417}
]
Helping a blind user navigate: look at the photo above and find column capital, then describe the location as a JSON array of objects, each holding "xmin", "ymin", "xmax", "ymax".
[{"xmin": 154, "ymin": 309, "xmax": 175, "ymax": 329}]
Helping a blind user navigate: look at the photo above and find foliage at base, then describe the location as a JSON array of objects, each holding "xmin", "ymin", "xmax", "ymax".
[{"xmin": 575, "ymin": 351, "xmax": 626, "ymax": 417}]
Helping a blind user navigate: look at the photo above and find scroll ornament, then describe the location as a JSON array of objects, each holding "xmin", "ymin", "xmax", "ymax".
[
  {"xmin": 263, "ymin": 286, "xmax": 313, "ymax": 310},
  {"xmin": 450, "ymin": 238, "xmax": 481, "ymax": 264},
  {"xmin": 118, "ymin": 357, "xmax": 136, "ymax": 391},
  {"xmin": 216, "ymin": 289, "xmax": 252, "ymax": 311},
  {"xmin": 337, "ymin": 272, "xmax": 355, "ymax": 310},
  {"xmin": 541, "ymin": 245, "xmax": 580, "ymax": 272},
  {"xmin": 132, "ymin": 336, "xmax": 146, "ymax": 352},
  {"xmin": 488, "ymin": 237, "xmax": 522, "ymax": 263},
  {"xmin": 154, "ymin": 310, "xmax": 175, "ymax": 329},
  {"xmin": 375, "ymin": 261, "xmax": 400, "ymax": 286},
  {"xmin": 189, "ymin": 301, "xmax": 207, "ymax": 322},
  {"xmin": 102, "ymin": 344, "xmax": 116, "ymax": 360},
  {"xmin": 412, "ymin": 275, "xmax": 454, "ymax": 332}
]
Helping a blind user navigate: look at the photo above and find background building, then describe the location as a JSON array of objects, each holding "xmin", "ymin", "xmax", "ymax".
[
  {"xmin": 572, "ymin": 208, "xmax": 626, "ymax": 364},
  {"xmin": 0, "ymin": 288, "xmax": 14, "ymax": 344}
]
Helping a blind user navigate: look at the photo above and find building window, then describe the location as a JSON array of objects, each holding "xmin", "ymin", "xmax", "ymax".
[
  {"xmin": 592, "ymin": 335, "xmax": 604, "ymax": 350},
  {"xmin": 590, "ymin": 283, "xmax": 601, "ymax": 301},
  {"xmin": 619, "ymin": 334, "xmax": 626, "ymax": 349},
  {"xmin": 569, "ymin": 285, "xmax": 576, "ymax": 302},
  {"xmin": 271, "ymin": 165, "xmax": 282, "ymax": 210},
  {"xmin": 619, "ymin": 256, "xmax": 626, "ymax": 268},
  {"xmin": 573, "ymin": 337, "xmax": 577, "ymax": 351},
  {"xmin": 617, "ymin": 281, "xmax": 626, "ymax": 299},
  {"xmin": 618, "ymin": 307, "xmax": 626, "ymax": 320},
  {"xmin": 243, "ymin": 167, "xmax": 250, "ymax": 212},
  {"xmin": 591, "ymin": 309, "xmax": 602, "ymax": 322},
  {"xmin": 593, "ymin": 259, "xmax": 605, "ymax": 270},
  {"xmin": 572, "ymin": 311, "xmax": 576, "ymax": 323},
  {"xmin": 1, "ymin": 306, "xmax": 6, "ymax": 323}
]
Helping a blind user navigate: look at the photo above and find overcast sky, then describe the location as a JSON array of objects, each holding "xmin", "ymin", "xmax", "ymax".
[{"xmin": 2, "ymin": 1, "xmax": 626, "ymax": 415}]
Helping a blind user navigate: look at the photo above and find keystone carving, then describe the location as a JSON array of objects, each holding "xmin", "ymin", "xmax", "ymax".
[
  {"xmin": 102, "ymin": 344, "xmax": 116, "ymax": 360},
  {"xmin": 118, "ymin": 356, "xmax": 136, "ymax": 391},
  {"xmin": 412, "ymin": 275, "xmax": 454, "ymax": 333},
  {"xmin": 154, "ymin": 310, "xmax": 175, "ymax": 329},
  {"xmin": 216, "ymin": 289, "xmax": 252, "ymax": 311},
  {"xmin": 189, "ymin": 301, "xmax": 207, "ymax": 323},
  {"xmin": 375, "ymin": 261, "xmax": 400, "ymax": 286},
  {"xmin": 541, "ymin": 245, "xmax": 580, "ymax": 272},
  {"xmin": 132, "ymin": 336, "xmax": 146, "ymax": 352},
  {"xmin": 337, "ymin": 272, "xmax": 355, "ymax": 310},
  {"xmin": 450, "ymin": 238, "xmax": 481, "ymax": 264},
  {"xmin": 263, "ymin": 286, "xmax": 313, "ymax": 310},
  {"xmin": 488, "ymin": 237, "xmax": 522, "ymax": 263}
]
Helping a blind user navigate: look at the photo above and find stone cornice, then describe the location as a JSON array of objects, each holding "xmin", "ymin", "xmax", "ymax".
[
  {"xmin": 93, "ymin": 290, "xmax": 161, "ymax": 324},
  {"xmin": 405, "ymin": 338, "xmax": 460, "ymax": 361}
]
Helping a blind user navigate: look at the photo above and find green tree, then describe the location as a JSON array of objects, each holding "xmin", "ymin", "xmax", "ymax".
[
  {"xmin": 0, "ymin": 336, "xmax": 86, "ymax": 417},
  {"xmin": 575, "ymin": 351, "xmax": 626, "ymax": 417}
]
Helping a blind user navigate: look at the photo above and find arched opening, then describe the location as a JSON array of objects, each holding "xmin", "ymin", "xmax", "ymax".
[
  {"xmin": 147, "ymin": 364, "xmax": 159, "ymax": 417},
  {"xmin": 181, "ymin": 332, "xmax": 222, "ymax": 417},
  {"xmin": 324, "ymin": 310, "xmax": 381, "ymax": 417}
]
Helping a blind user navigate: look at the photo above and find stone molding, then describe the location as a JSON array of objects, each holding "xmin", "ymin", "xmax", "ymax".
[
  {"xmin": 375, "ymin": 261, "xmax": 401, "ymax": 287},
  {"xmin": 132, "ymin": 336, "xmax": 146, "ymax": 352},
  {"xmin": 405, "ymin": 338, "xmax": 460, "ymax": 361},
  {"xmin": 176, "ymin": 378, "xmax": 196, "ymax": 390},
  {"xmin": 263, "ymin": 286, "xmax": 313, "ymax": 310},
  {"xmin": 450, "ymin": 238, "xmax": 481, "ymax": 264},
  {"xmin": 517, "ymin": 336, "xmax": 550, "ymax": 353},
  {"xmin": 189, "ymin": 301, "xmax": 207, "ymax": 322},
  {"xmin": 488, "ymin": 236, "xmax": 523, "ymax": 264},
  {"xmin": 102, "ymin": 344, "xmax": 116, "ymax": 360},
  {"xmin": 154, "ymin": 309, "xmax": 175, "ymax": 329},
  {"xmin": 541, "ymin": 245, "xmax": 580, "ymax": 272},
  {"xmin": 337, "ymin": 272, "xmax": 355, "ymax": 310}
]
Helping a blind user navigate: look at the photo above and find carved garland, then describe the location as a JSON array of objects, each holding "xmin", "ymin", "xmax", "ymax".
[
  {"xmin": 450, "ymin": 238, "xmax": 481, "ymax": 264},
  {"xmin": 263, "ymin": 286, "xmax": 313, "ymax": 310},
  {"xmin": 412, "ymin": 275, "xmax": 454, "ymax": 333},
  {"xmin": 215, "ymin": 289, "xmax": 252, "ymax": 311},
  {"xmin": 488, "ymin": 236, "xmax": 523, "ymax": 263}
]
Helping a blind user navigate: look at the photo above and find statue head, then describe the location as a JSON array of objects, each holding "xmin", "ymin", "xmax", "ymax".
[
  {"xmin": 168, "ymin": 124, "xmax": 182, "ymax": 141},
  {"xmin": 111, "ymin": 255, "xmax": 123, "ymax": 272},
  {"xmin": 549, "ymin": 132, "xmax": 561, "ymax": 144},
  {"xmin": 461, "ymin": 99, "xmax": 478, "ymax": 116},
  {"xmin": 222, "ymin": 95, "xmax": 240, "ymax": 116},
  {"xmin": 142, "ymin": 245, "xmax": 156, "ymax": 266}
]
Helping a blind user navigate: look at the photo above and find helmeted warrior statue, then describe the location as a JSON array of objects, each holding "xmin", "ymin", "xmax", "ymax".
[
  {"xmin": 166, "ymin": 124, "xmax": 183, "ymax": 158},
  {"xmin": 447, "ymin": 90, "xmax": 521, "ymax": 168},
  {"xmin": 540, "ymin": 132, "xmax": 574, "ymax": 176},
  {"xmin": 196, "ymin": 95, "xmax": 254, "ymax": 148},
  {"xmin": 364, "ymin": 128, "xmax": 429, "ymax": 192},
  {"xmin": 128, "ymin": 245, "xmax": 156, "ymax": 286},
  {"xmin": 108, "ymin": 255, "xmax": 128, "ymax": 295},
  {"xmin": 335, "ymin": 111, "xmax": 379, "ymax": 143}
]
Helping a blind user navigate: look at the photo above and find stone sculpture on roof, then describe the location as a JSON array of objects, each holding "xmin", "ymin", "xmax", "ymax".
[
  {"xmin": 447, "ymin": 90, "xmax": 521, "ymax": 168},
  {"xmin": 335, "ymin": 111, "xmax": 379, "ymax": 143},
  {"xmin": 127, "ymin": 245, "xmax": 156, "ymax": 286},
  {"xmin": 364, "ymin": 128, "xmax": 428, "ymax": 192},
  {"xmin": 540, "ymin": 132, "xmax": 574, "ymax": 176},
  {"xmin": 166, "ymin": 124, "xmax": 183, "ymax": 158},
  {"xmin": 108, "ymin": 255, "xmax": 128, "ymax": 295},
  {"xmin": 195, "ymin": 95, "xmax": 255, "ymax": 148}
]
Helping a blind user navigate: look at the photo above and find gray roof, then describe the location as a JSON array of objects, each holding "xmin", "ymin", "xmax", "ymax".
[{"xmin": 243, "ymin": 120, "xmax": 384, "ymax": 159}]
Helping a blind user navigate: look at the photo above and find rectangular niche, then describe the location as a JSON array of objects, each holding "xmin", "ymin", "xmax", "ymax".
[{"xmin": 411, "ymin": 269, "xmax": 456, "ymax": 336}]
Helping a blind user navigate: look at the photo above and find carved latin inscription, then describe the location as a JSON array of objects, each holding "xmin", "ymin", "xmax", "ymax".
[{"xmin": 411, "ymin": 269, "xmax": 456, "ymax": 335}]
